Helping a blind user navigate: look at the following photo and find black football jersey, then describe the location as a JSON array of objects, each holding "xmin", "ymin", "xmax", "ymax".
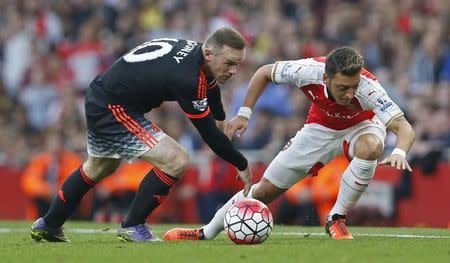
[
  {"xmin": 90, "ymin": 38, "xmax": 219, "ymax": 117},
  {"xmin": 87, "ymin": 38, "xmax": 246, "ymax": 170}
]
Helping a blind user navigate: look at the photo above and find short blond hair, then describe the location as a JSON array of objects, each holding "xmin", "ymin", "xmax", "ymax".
[{"xmin": 204, "ymin": 27, "xmax": 246, "ymax": 52}]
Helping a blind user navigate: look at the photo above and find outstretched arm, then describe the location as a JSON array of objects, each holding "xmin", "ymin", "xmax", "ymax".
[
  {"xmin": 189, "ymin": 113, "xmax": 252, "ymax": 195},
  {"xmin": 379, "ymin": 116, "xmax": 415, "ymax": 171},
  {"xmin": 241, "ymin": 64, "xmax": 274, "ymax": 109},
  {"xmin": 175, "ymin": 77, "xmax": 253, "ymax": 195},
  {"xmin": 225, "ymin": 64, "xmax": 274, "ymax": 139}
]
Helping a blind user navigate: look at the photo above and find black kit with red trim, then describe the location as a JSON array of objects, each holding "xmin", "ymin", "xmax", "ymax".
[{"xmin": 85, "ymin": 38, "xmax": 247, "ymax": 170}]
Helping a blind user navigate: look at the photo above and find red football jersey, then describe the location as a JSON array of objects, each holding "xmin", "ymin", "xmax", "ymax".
[{"xmin": 271, "ymin": 57, "xmax": 403, "ymax": 130}]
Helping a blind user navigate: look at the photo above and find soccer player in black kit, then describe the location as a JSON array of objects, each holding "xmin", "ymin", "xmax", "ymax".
[{"xmin": 30, "ymin": 27, "xmax": 252, "ymax": 242}]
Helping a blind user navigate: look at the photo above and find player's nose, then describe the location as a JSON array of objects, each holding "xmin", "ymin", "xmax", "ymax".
[
  {"xmin": 346, "ymin": 89, "xmax": 355, "ymax": 99},
  {"xmin": 229, "ymin": 66, "xmax": 238, "ymax": 75}
]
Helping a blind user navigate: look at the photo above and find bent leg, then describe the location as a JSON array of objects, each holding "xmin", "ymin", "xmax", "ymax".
[
  {"xmin": 203, "ymin": 125, "xmax": 333, "ymax": 239},
  {"xmin": 329, "ymin": 133, "xmax": 384, "ymax": 218},
  {"xmin": 202, "ymin": 177, "xmax": 287, "ymax": 240},
  {"xmin": 123, "ymin": 136, "xmax": 189, "ymax": 227},
  {"xmin": 83, "ymin": 156, "xmax": 122, "ymax": 182},
  {"xmin": 44, "ymin": 156, "xmax": 121, "ymax": 228},
  {"xmin": 138, "ymin": 136, "xmax": 189, "ymax": 178}
]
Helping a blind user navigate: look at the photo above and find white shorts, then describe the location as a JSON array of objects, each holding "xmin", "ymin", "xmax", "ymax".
[{"xmin": 264, "ymin": 117, "xmax": 386, "ymax": 189}]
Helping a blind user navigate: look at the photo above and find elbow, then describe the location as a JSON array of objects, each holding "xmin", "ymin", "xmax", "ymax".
[
  {"xmin": 259, "ymin": 64, "xmax": 274, "ymax": 81},
  {"xmin": 409, "ymin": 125, "xmax": 416, "ymax": 143}
]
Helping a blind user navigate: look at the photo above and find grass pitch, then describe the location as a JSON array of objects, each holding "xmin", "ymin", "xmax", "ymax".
[{"xmin": 0, "ymin": 221, "xmax": 449, "ymax": 263}]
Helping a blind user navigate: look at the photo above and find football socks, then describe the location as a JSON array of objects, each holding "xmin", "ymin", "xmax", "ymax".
[
  {"xmin": 202, "ymin": 185, "xmax": 255, "ymax": 239},
  {"xmin": 43, "ymin": 167, "xmax": 96, "ymax": 228},
  {"xmin": 122, "ymin": 168, "xmax": 177, "ymax": 227},
  {"xmin": 328, "ymin": 157, "xmax": 377, "ymax": 219}
]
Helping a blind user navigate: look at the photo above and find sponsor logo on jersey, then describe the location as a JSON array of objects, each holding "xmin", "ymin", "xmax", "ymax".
[
  {"xmin": 376, "ymin": 98, "xmax": 393, "ymax": 112},
  {"xmin": 322, "ymin": 109, "xmax": 361, "ymax": 119},
  {"xmin": 192, "ymin": 98, "xmax": 208, "ymax": 112}
]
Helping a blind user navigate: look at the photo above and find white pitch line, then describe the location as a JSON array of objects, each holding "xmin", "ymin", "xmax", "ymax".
[
  {"xmin": 1, "ymin": 228, "xmax": 449, "ymax": 239},
  {"xmin": 0, "ymin": 228, "xmax": 116, "ymax": 234},
  {"xmin": 275, "ymin": 232, "xmax": 450, "ymax": 239}
]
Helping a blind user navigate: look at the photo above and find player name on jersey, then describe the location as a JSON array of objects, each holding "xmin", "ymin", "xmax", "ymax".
[{"xmin": 174, "ymin": 40, "xmax": 198, "ymax": 64}]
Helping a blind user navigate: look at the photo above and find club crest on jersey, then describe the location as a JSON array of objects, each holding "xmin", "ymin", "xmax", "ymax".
[
  {"xmin": 376, "ymin": 98, "xmax": 393, "ymax": 112},
  {"xmin": 192, "ymin": 98, "xmax": 208, "ymax": 112}
]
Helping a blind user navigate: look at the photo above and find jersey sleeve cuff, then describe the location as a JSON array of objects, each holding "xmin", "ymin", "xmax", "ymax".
[
  {"xmin": 184, "ymin": 107, "xmax": 211, "ymax": 119},
  {"xmin": 384, "ymin": 113, "xmax": 404, "ymax": 128},
  {"xmin": 271, "ymin": 62, "xmax": 280, "ymax": 84}
]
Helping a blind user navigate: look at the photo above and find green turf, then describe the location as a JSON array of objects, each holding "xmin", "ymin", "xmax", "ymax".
[{"xmin": 0, "ymin": 221, "xmax": 449, "ymax": 263}]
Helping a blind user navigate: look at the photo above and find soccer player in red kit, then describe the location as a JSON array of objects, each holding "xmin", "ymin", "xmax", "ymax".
[{"xmin": 165, "ymin": 46, "xmax": 415, "ymax": 240}]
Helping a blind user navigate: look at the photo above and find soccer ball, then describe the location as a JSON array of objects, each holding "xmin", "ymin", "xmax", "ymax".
[{"xmin": 224, "ymin": 198, "xmax": 273, "ymax": 244}]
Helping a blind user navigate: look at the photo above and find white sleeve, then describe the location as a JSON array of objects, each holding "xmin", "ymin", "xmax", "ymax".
[
  {"xmin": 357, "ymin": 80, "xmax": 404, "ymax": 127},
  {"xmin": 271, "ymin": 59, "xmax": 324, "ymax": 88},
  {"xmin": 270, "ymin": 60, "xmax": 307, "ymax": 87}
]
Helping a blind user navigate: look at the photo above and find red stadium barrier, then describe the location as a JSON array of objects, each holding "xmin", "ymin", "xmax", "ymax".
[
  {"xmin": 396, "ymin": 163, "xmax": 450, "ymax": 228},
  {"xmin": 0, "ymin": 166, "xmax": 28, "ymax": 219},
  {"xmin": 374, "ymin": 163, "xmax": 450, "ymax": 228},
  {"xmin": 0, "ymin": 163, "xmax": 449, "ymax": 227}
]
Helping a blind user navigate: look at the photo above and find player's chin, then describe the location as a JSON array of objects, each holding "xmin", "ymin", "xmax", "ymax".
[
  {"xmin": 218, "ymin": 75, "xmax": 232, "ymax": 84},
  {"xmin": 337, "ymin": 100, "xmax": 351, "ymax": 105}
]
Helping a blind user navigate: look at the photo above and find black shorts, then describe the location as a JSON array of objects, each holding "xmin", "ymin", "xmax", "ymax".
[{"xmin": 85, "ymin": 94, "xmax": 166, "ymax": 162}]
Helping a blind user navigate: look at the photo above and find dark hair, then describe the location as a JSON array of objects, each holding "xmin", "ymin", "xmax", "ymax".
[
  {"xmin": 325, "ymin": 46, "xmax": 364, "ymax": 78},
  {"xmin": 204, "ymin": 27, "xmax": 246, "ymax": 52}
]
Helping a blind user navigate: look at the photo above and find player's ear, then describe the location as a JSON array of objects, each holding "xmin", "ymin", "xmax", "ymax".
[
  {"xmin": 203, "ymin": 47, "xmax": 214, "ymax": 62},
  {"xmin": 323, "ymin": 73, "xmax": 330, "ymax": 85}
]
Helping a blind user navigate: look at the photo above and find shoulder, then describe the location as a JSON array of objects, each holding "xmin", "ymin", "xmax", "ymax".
[
  {"xmin": 169, "ymin": 44, "xmax": 204, "ymax": 86},
  {"xmin": 360, "ymin": 68, "xmax": 377, "ymax": 82},
  {"xmin": 173, "ymin": 63, "xmax": 206, "ymax": 103},
  {"xmin": 274, "ymin": 57, "xmax": 325, "ymax": 73},
  {"xmin": 357, "ymin": 68, "xmax": 385, "ymax": 98}
]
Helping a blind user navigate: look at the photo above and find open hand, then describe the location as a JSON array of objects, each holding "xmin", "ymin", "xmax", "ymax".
[
  {"xmin": 236, "ymin": 166, "xmax": 253, "ymax": 196},
  {"xmin": 225, "ymin": 116, "xmax": 249, "ymax": 140},
  {"xmin": 379, "ymin": 154, "xmax": 412, "ymax": 172}
]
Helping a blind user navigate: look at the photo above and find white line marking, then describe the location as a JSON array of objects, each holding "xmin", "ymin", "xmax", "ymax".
[
  {"xmin": 2, "ymin": 228, "xmax": 450, "ymax": 239},
  {"xmin": 275, "ymin": 232, "xmax": 450, "ymax": 239}
]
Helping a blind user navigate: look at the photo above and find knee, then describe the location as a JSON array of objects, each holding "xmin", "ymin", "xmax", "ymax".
[
  {"xmin": 252, "ymin": 188, "xmax": 274, "ymax": 204},
  {"xmin": 353, "ymin": 134, "xmax": 384, "ymax": 160},
  {"xmin": 251, "ymin": 181, "xmax": 284, "ymax": 204},
  {"xmin": 162, "ymin": 148, "xmax": 189, "ymax": 177},
  {"xmin": 83, "ymin": 159, "xmax": 121, "ymax": 182}
]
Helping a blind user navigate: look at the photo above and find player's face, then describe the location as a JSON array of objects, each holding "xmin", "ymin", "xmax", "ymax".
[
  {"xmin": 204, "ymin": 45, "xmax": 246, "ymax": 84},
  {"xmin": 324, "ymin": 72, "xmax": 361, "ymax": 105}
]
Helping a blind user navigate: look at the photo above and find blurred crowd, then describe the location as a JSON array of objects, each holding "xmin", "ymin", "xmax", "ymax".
[{"xmin": 1, "ymin": 0, "xmax": 449, "ymax": 224}]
